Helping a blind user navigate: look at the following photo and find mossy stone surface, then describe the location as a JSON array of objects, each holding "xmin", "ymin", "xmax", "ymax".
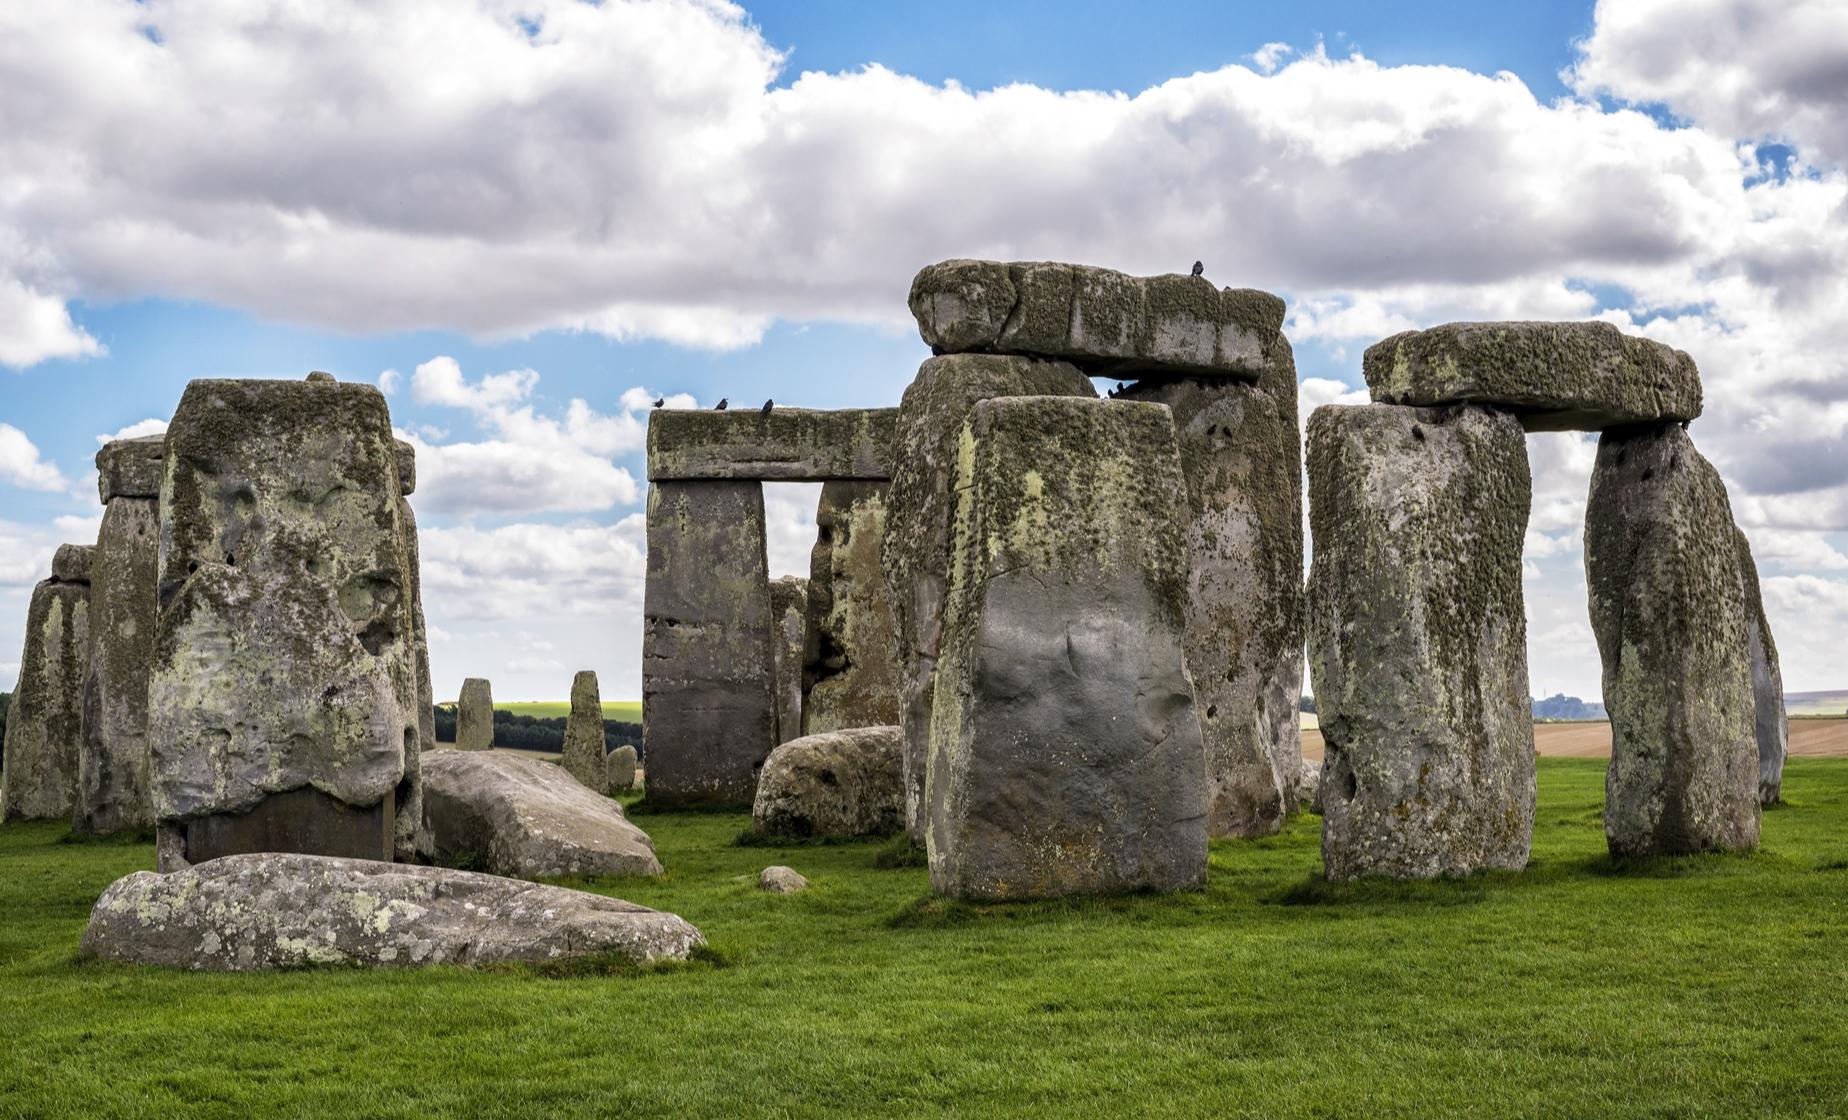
[
  {"xmin": 75, "ymin": 497, "xmax": 158, "ymax": 835},
  {"xmin": 456, "ymin": 678, "xmax": 494, "ymax": 751},
  {"xmin": 1587, "ymin": 424, "xmax": 1758, "ymax": 857},
  {"xmin": 908, "ymin": 259, "xmax": 1284, "ymax": 378},
  {"xmin": 1734, "ymin": 529, "xmax": 1787, "ymax": 806},
  {"xmin": 882, "ymin": 353, "xmax": 1096, "ymax": 844},
  {"xmin": 563, "ymin": 670, "xmax": 607, "ymax": 792},
  {"xmin": 647, "ymin": 408, "xmax": 898, "ymax": 481},
  {"xmin": 52, "ymin": 544, "xmax": 95, "ymax": 584},
  {"xmin": 96, "ymin": 435, "xmax": 165, "ymax": 503},
  {"xmin": 1307, "ymin": 403, "xmax": 1536, "ymax": 881},
  {"xmin": 768, "ymin": 577, "xmax": 808, "ymax": 745},
  {"xmin": 2, "ymin": 579, "xmax": 89, "ymax": 822},
  {"xmin": 926, "ymin": 397, "xmax": 1207, "ymax": 900},
  {"xmin": 802, "ymin": 482, "xmax": 901, "ymax": 736},
  {"xmin": 752, "ymin": 725, "xmax": 903, "ymax": 839},
  {"xmin": 1363, "ymin": 320, "xmax": 1702, "ymax": 431}
]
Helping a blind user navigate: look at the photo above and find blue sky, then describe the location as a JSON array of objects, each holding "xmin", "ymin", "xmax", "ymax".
[{"xmin": 3, "ymin": 0, "xmax": 1846, "ymax": 703}]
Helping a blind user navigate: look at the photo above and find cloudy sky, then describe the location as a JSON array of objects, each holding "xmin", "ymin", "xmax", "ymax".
[{"xmin": 1, "ymin": 0, "xmax": 1845, "ymax": 704}]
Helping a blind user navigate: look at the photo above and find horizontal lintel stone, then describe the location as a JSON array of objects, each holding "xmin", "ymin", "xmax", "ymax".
[
  {"xmin": 647, "ymin": 407, "xmax": 899, "ymax": 481},
  {"xmin": 96, "ymin": 435, "xmax": 166, "ymax": 503}
]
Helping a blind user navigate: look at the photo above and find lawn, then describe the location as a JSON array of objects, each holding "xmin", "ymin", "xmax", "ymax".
[
  {"xmin": 493, "ymin": 700, "xmax": 644, "ymax": 722},
  {"xmin": 0, "ymin": 758, "xmax": 1844, "ymax": 1118}
]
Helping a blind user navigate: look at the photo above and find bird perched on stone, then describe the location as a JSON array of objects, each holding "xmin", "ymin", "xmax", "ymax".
[
  {"xmin": 761, "ymin": 399, "xmax": 774, "ymax": 416},
  {"xmin": 652, "ymin": 397, "xmax": 664, "ymax": 409},
  {"xmin": 1191, "ymin": 261, "xmax": 1204, "ymax": 278},
  {"xmin": 715, "ymin": 398, "xmax": 728, "ymax": 410}
]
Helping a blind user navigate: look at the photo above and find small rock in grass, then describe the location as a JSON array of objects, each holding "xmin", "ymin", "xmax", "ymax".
[{"xmin": 759, "ymin": 865, "xmax": 809, "ymax": 893}]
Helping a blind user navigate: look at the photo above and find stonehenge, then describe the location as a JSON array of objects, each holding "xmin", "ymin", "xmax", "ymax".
[
  {"xmin": 562, "ymin": 669, "xmax": 606, "ymax": 791},
  {"xmin": 606, "ymin": 744, "xmax": 639, "ymax": 793},
  {"xmin": 456, "ymin": 677, "xmax": 495, "ymax": 751},
  {"xmin": 2, "ymin": 547, "xmax": 91, "ymax": 821},
  {"xmin": 802, "ymin": 482, "xmax": 900, "ymax": 735},
  {"xmin": 769, "ymin": 577, "xmax": 808, "ymax": 743},
  {"xmin": 1735, "ymin": 529, "xmax": 1788, "ymax": 806},
  {"xmin": 752, "ymin": 725, "xmax": 904, "ymax": 839}
]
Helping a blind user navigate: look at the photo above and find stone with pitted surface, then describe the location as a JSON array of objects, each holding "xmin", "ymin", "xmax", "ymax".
[
  {"xmin": 753, "ymin": 726, "xmax": 903, "ymax": 839},
  {"xmin": 2, "ymin": 574, "xmax": 89, "ymax": 822},
  {"xmin": 96, "ymin": 435, "xmax": 165, "ymax": 503},
  {"xmin": 803, "ymin": 482, "xmax": 901, "ymax": 735},
  {"xmin": 647, "ymin": 408, "xmax": 898, "ymax": 481}
]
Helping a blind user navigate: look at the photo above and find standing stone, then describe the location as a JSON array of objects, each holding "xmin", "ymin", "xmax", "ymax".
[
  {"xmin": 149, "ymin": 375, "xmax": 419, "ymax": 869},
  {"xmin": 642, "ymin": 480, "xmax": 776, "ymax": 808},
  {"xmin": 456, "ymin": 678, "xmax": 495, "ymax": 752},
  {"xmin": 1735, "ymin": 529, "xmax": 1787, "ymax": 806},
  {"xmin": 927, "ymin": 397, "xmax": 1207, "ymax": 900},
  {"xmin": 75, "ymin": 437, "xmax": 163, "ymax": 835},
  {"xmin": 1586, "ymin": 425, "xmax": 1758, "ymax": 856},
  {"xmin": 768, "ymin": 577, "xmax": 808, "ymax": 743},
  {"xmin": 1119, "ymin": 331, "xmax": 1303, "ymax": 837},
  {"xmin": 562, "ymin": 670, "xmax": 606, "ymax": 791},
  {"xmin": 396, "ymin": 497, "xmax": 430, "ymax": 850},
  {"xmin": 606, "ymin": 744, "xmax": 638, "ymax": 794},
  {"xmin": 883, "ymin": 353, "xmax": 1097, "ymax": 844},
  {"xmin": 2, "ymin": 558, "xmax": 91, "ymax": 821},
  {"xmin": 803, "ymin": 482, "xmax": 901, "ymax": 735},
  {"xmin": 1306, "ymin": 404, "xmax": 1536, "ymax": 881}
]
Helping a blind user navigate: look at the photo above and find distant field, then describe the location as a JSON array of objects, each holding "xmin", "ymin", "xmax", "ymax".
[
  {"xmin": 497, "ymin": 701, "xmax": 643, "ymax": 722},
  {"xmin": 1303, "ymin": 718, "xmax": 1848, "ymax": 760},
  {"xmin": 1787, "ymin": 691, "xmax": 1848, "ymax": 718}
]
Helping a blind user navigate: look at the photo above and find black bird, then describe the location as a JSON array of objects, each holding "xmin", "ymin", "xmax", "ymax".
[
  {"xmin": 761, "ymin": 399, "xmax": 774, "ymax": 417},
  {"xmin": 1191, "ymin": 260, "xmax": 1204, "ymax": 278},
  {"xmin": 715, "ymin": 398, "xmax": 728, "ymax": 411},
  {"xmin": 652, "ymin": 397, "xmax": 664, "ymax": 409}
]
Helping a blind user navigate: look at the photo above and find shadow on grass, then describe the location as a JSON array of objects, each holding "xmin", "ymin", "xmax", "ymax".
[
  {"xmin": 1262, "ymin": 874, "xmax": 1496, "ymax": 908},
  {"xmin": 731, "ymin": 829, "xmax": 892, "ymax": 849},
  {"xmin": 1578, "ymin": 847, "xmax": 1775, "ymax": 879},
  {"xmin": 507, "ymin": 943, "xmax": 734, "ymax": 980},
  {"xmin": 57, "ymin": 828, "xmax": 156, "ymax": 846},
  {"xmin": 870, "ymin": 835, "xmax": 927, "ymax": 870},
  {"xmin": 885, "ymin": 886, "xmax": 1208, "ymax": 929}
]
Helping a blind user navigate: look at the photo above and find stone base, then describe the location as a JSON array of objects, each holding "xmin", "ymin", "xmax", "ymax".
[{"xmin": 175, "ymin": 786, "xmax": 396, "ymax": 868}]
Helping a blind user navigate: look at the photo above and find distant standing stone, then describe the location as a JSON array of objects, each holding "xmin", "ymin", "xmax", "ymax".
[
  {"xmin": 1735, "ymin": 528, "xmax": 1787, "ymax": 807},
  {"xmin": 768, "ymin": 577, "xmax": 808, "ymax": 743},
  {"xmin": 803, "ymin": 482, "xmax": 901, "ymax": 735},
  {"xmin": 457, "ymin": 678, "xmax": 495, "ymax": 751},
  {"xmin": 606, "ymin": 744, "xmax": 638, "ymax": 794},
  {"xmin": 76, "ymin": 479, "xmax": 160, "ymax": 835},
  {"xmin": 2, "ymin": 563, "xmax": 91, "ymax": 822},
  {"xmin": 1295, "ymin": 758, "xmax": 1322, "ymax": 815},
  {"xmin": 758, "ymin": 865, "xmax": 809, "ymax": 893},
  {"xmin": 562, "ymin": 670, "xmax": 606, "ymax": 791},
  {"xmin": 1587, "ymin": 424, "xmax": 1758, "ymax": 857}
]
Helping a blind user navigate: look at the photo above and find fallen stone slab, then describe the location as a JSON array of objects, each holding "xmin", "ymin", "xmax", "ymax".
[
  {"xmin": 419, "ymin": 749, "xmax": 662, "ymax": 878},
  {"xmin": 802, "ymin": 482, "xmax": 901, "ymax": 735},
  {"xmin": 1587, "ymin": 424, "xmax": 1758, "ymax": 856},
  {"xmin": 884, "ymin": 353, "xmax": 1097, "ymax": 844},
  {"xmin": 647, "ymin": 407, "xmax": 898, "ymax": 481},
  {"xmin": 562, "ymin": 670, "xmax": 607, "ymax": 791},
  {"xmin": 96, "ymin": 435, "xmax": 165, "ymax": 503},
  {"xmin": 1307, "ymin": 403, "xmax": 1536, "ymax": 880},
  {"xmin": 1363, "ymin": 320, "xmax": 1702, "ymax": 431},
  {"xmin": 1735, "ymin": 529, "xmax": 1787, "ymax": 806},
  {"xmin": 928, "ymin": 396, "xmax": 1208, "ymax": 900},
  {"xmin": 908, "ymin": 259, "xmax": 1284, "ymax": 378},
  {"xmin": 75, "ymin": 492, "xmax": 159, "ymax": 835},
  {"xmin": 2, "ymin": 571, "xmax": 90, "ymax": 822},
  {"xmin": 753, "ymin": 726, "xmax": 904, "ymax": 839},
  {"xmin": 456, "ymin": 678, "xmax": 494, "ymax": 751},
  {"xmin": 80, "ymin": 853, "xmax": 702, "ymax": 970},
  {"xmin": 769, "ymin": 577, "xmax": 808, "ymax": 743}
]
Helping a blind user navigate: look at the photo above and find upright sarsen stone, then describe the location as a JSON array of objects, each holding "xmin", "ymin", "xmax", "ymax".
[
  {"xmin": 1306, "ymin": 404, "xmax": 1536, "ymax": 881},
  {"xmin": 400, "ymin": 498, "xmax": 434, "ymax": 759},
  {"xmin": 563, "ymin": 670, "xmax": 606, "ymax": 791},
  {"xmin": 1735, "ymin": 529, "xmax": 1787, "ymax": 806},
  {"xmin": 768, "ymin": 577, "xmax": 807, "ymax": 744},
  {"xmin": 1119, "ymin": 332, "xmax": 1303, "ymax": 838},
  {"xmin": 927, "ymin": 397, "xmax": 1207, "ymax": 900},
  {"xmin": 456, "ymin": 678, "xmax": 494, "ymax": 752},
  {"xmin": 883, "ymin": 353, "xmax": 1096, "ymax": 844},
  {"xmin": 642, "ymin": 480, "xmax": 777, "ymax": 808},
  {"xmin": 149, "ymin": 375, "xmax": 419, "ymax": 868},
  {"xmin": 803, "ymin": 482, "xmax": 901, "ymax": 735},
  {"xmin": 2, "ymin": 562, "xmax": 90, "ymax": 822},
  {"xmin": 1587, "ymin": 425, "xmax": 1758, "ymax": 856}
]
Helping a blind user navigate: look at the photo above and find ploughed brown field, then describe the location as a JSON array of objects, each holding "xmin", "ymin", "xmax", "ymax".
[{"xmin": 1301, "ymin": 717, "xmax": 1848, "ymax": 760}]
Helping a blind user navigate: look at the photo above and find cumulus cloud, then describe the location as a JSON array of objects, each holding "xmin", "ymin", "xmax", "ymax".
[
  {"xmin": 95, "ymin": 418, "xmax": 166, "ymax": 444},
  {"xmin": 0, "ymin": 424, "xmax": 69, "ymax": 492},
  {"xmin": 0, "ymin": 273, "xmax": 104, "ymax": 369}
]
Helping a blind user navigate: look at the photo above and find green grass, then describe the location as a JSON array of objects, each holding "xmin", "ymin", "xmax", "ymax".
[
  {"xmin": 494, "ymin": 700, "xmax": 643, "ymax": 722},
  {"xmin": 1, "ymin": 758, "xmax": 1844, "ymax": 1118}
]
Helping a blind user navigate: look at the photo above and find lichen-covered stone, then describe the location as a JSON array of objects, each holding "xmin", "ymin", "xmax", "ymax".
[
  {"xmin": 642, "ymin": 480, "xmax": 776, "ymax": 808},
  {"xmin": 647, "ymin": 408, "xmax": 898, "ymax": 481},
  {"xmin": 883, "ymin": 353, "xmax": 1097, "ymax": 844},
  {"xmin": 456, "ymin": 678, "xmax": 494, "ymax": 751},
  {"xmin": 1735, "ymin": 529, "xmax": 1787, "ymax": 806},
  {"xmin": 1363, "ymin": 321, "xmax": 1702, "ymax": 431},
  {"xmin": 394, "ymin": 439, "xmax": 416, "ymax": 496},
  {"xmin": 563, "ymin": 670, "xmax": 606, "ymax": 791},
  {"xmin": 752, "ymin": 726, "xmax": 903, "ymax": 839},
  {"xmin": 768, "ymin": 577, "xmax": 808, "ymax": 744},
  {"xmin": 80, "ymin": 853, "xmax": 701, "ymax": 970},
  {"xmin": 1306, "ymin": 404, "xmax": 1536, "ymax": 880},
  {"xmin": 2, "ymin": 576, "xmax": 89, "ymax": 821},
  {"xmin": 400, "ymin": 499, "xmax": 434, "ymax": 763},
  {"xmin": 96, "ymin": 435, "xmax": 165, "ymax": 503},
  {"xmin": 419, "ymin": 749, "xmax": 662, "ymax": 878},
  {"xmin": 1295, "ymin": 757, "xmax": 1322, "ymax": 815},
  {"xmin": 908, "ymin": 259, "xmax": 1285, "ymax": 378},
  {"xmin": 606, "ymin": 744, "xmax": 638, "ymax": 794},
  {"xmin": 52, "ymin": 544, "xmax": 94, "ymax": 584},
  {"xmin": 1587, "ymin": 425, "xmax": 1758, "ymax": 856},
  {"xmin": 1119, "ymin": 333, "xmax": 1303, "ymax": 838},
  {"xmin": 928, "ymin": 397, "xmax": 1207, "ymax": 900},
  {"xmin": 75, "ymin": 497, "xmax": 158, "ymax": 835},
  {"xmin": 149, "ymin": 376, "xmax": 418, "ymax": 868},
  {"xmin": 803, "ymin": 482, "xmax": 901, "ymax": 735}
]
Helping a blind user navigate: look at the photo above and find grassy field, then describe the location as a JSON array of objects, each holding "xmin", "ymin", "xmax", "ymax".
[
  {"xmin": 0, "ymin": 758, "xmax": 1844, "ymax": 1118},
  {"xmin": 494, "ymin": 700, "xmax": 643, "ymax": 722}
]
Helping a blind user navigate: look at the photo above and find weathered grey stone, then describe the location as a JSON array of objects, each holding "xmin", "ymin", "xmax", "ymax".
[
  {"xmin": 456, "ymin": 678, "xmax": 494, "ymax": 751},
  {"xmin": 563, "ymin": 670, "xmax": 606, "ymax": 791},
  {"xmin": 52, "ymin": 544, "xmax": 94, "ymax": 584},
  {"xmin": 768, "ymin": 577, "xmax": 808, "ymax": 744},
  {"xmin": 419, "ymin": 749, "xmax": 662, "ymax": 878},
  {"xmin": 400, "ymin": 500, "xmax": 434, "ymax": 763},
  {"xmin": 96, "ymin": 435, "xmax": 165, "ymax": 503},
  {"xmin": 1735, "ymin": 529, "xmax": 1787, "ymax": 806},
  {"xmin": 1363, "ymin": 321, "xmax": 1702, "ymax": 431},
  {"xmin": 1306, "ymin": 403, "xmax": 1536, "ymax": 881},
  {"xmin": 1119, "ymin": 333, "xmax": 1304, "ymax": 838},
  {"xmin": 908, "ymin": 259, "xmax": 1285, "ymax": 378},
  {"xmin": 80, "ymin": 853, "xmax": 701, "ymax": 970},
  {"xmin": 149, "ymin": 376, "xmax": 419, "ymax": 869},
  {"xmin": 758, "ymin": 865, "xmax": 808, "ymax": 893},
  {"xmin": 75, "ymin": 497, "xmax": 159, "ymax": 835},
  {"xmin": 606, "ymin": 744, "xmax": 638, "ymax": 794},
  {"xmin": 803, "ymin": 482, "xmax": 901, "ymax": 735},
  {"xmin": 647, "ymin": 408, "xmax": 898, "ymax": 481},
  {"xmin": 927, "ymin": 397, "xmax": 1207, "ymax": 900},
  {"xmin": 2, "ymin": 576, "xmax": 89, "ymax": 821},
  {"xmin": 752, "ymin": 726, "xmax": 903, "ymax": 839},
  {"xmin": 394, "ymin": 439, "xmax": 416, "ymax": 496},
  {"xmin": 642, "ymin": 480, "xmax": 777, "ymax": 809},
  {"xmin": 884, "ymin": 353, "xmax": 1097, "ymax": 844},
  {"xmin": 1587, "ymin": 425, "xmax": 1758, "ymax": 856},
  {"xmin": 1296, "ymin": 757, "xmax": 1322, "ymax": 815}
]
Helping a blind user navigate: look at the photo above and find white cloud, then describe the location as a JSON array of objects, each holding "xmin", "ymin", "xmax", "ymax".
[
  {"xmin": 95, "ymin": 418, "xmax": 167, "ymax": 444},
  {"xmin": 0, "ymin": 273, "xmax": 103, "ymax": 369},
  {"xmin": 1761, "ymin": 574, "xmax": 1848, "ymax": 692},
  {"xmin": 0, "ymin": 423, "xmax": 68, "ymax": 492},
  {"xmin": 1250, "ymin": 42, "xmax": 1294, "ymax": 75},
  {"xmin": 377, "ymin": 368, "xmax": 401, "ymax": 394}
]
